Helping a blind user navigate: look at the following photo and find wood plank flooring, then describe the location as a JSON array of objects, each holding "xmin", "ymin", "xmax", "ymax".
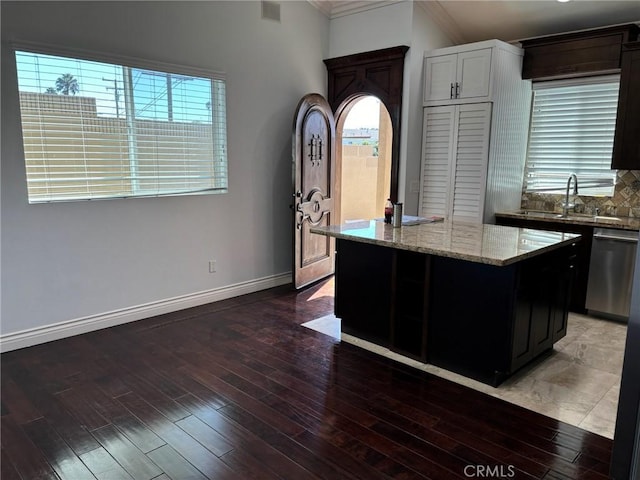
[{"xmin": 1, "ymin": 278, "xmax": 613, "ymax": 479}]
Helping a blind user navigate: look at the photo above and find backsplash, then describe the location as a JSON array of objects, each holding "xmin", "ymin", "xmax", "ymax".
[{"xmin": 521, "ymin": 170, "xmax": 640, "ymax": 218}]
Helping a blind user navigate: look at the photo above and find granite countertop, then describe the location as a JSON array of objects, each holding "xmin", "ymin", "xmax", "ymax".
[
  {"xmin": 496, "ymin": 210, "xmax": 640, "ymax": 231},
  {"xmin": 310, "ymin": 220, "xmax": 580, "ymax": 266}
]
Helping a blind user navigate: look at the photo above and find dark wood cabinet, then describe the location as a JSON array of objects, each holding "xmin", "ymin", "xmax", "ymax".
[
  {"xmin": 552, "ymin": 259, "xmax": 574, "ymax": 342},
  {"xmin": 335, "ymin": 240, "xmax": 429, "ymax": 359},
  {"xmin": 529, "ymin": 260, "xmax": 556, "ymax": 356},
  {"xmin": 495, "ymin": 215, "xmax": 592, "ymax": 314},
  {"xmin": 427, "ymin": 257, "xmax": 518, "ymax": 386},
  {"xmin": 391, "ymin": 250, "xmax": 429, "ymax": 360},
  {"xmin": 520, "ymin": 24, "xmax": 639, "ymax": 80},
  {"xmin": 428, "ymin": 247, "xmax": 574, "ymax": 386},
  {"xmin": 334, "ymin": 237, "xmax": 576, "ymax": 386},
  {"xmin": 612, "ymin": 42, "xmax": 640, "ymax": 170},
  {"xmin": 335, "ymin": 239, "xmax": 393, "ymax": 345},
  {"xmin": 510, "ymin": 246, "xmax": 575, "ymax": 372}
]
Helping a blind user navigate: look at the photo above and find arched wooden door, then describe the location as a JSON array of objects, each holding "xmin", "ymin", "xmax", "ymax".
[
  {"xmin": 292, "ymin": 94, "xmax": 336, "ymax": 289},
  {"xmin": 291, "ymin": 47, "xmax": 408, "ymax": 289}
]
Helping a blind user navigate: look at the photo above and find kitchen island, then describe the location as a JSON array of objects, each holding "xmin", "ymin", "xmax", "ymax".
[
  {"xmin": 496, "ymin": 210, "xmax": 640, "ymax": 313},
  {"xmin": 311, "ymin": 220, "xmax": 581, "ymax": 386}
]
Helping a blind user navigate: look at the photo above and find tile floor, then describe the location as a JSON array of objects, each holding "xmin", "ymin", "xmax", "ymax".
[{"xmin": 302, "ymin": 312, "xmax": 627, "ymax": 439}]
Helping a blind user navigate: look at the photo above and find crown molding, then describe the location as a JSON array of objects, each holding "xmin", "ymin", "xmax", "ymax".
[
  {"xmin": 416, "ymin": 0, "xmax": 467, "ymax": 45},
  {"xmin": 307, "ymin": 0, "xmax": 333, "ymax": 17},
  {"xmin": 308, "ymin": 0, "xmax": 468, "ymax": 44},
  {"xmin": 308, "ymin": 0, "xmax": 405, "ymax": 19}
]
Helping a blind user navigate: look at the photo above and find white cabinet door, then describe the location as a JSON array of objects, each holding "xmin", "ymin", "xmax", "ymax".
[
  {"xmin": 419, "ymin": 106, "xmax": 455, "ymax": 218},
  {"xmin": 423, "ymin": 54, "xmax": 457, "ymax": 104},
  {"xmin": 419, "ymin": 103, "xmax": 492, "ymax": 222},
  {"xmin": 451, "ymin": 103, "xmax": 492, "ymax": 223},
  {"xmin": 457, "ymin": 49, "xmax": 492, "ymax": 101},
  {"xmin": 423, "ymin": 48, "xmax": 492, "ymax": 106}
]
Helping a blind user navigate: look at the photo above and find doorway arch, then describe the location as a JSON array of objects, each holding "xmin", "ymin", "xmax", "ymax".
[
  {"xmin": 336, "ymin": 95, "xmax": 393, "ymax": 223},
  {"xmin": 323, "ymin": 45, "xmax": 409, "ymax": 205}
]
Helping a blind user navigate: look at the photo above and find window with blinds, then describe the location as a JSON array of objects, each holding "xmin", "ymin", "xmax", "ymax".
[
  {"xmin": 524, "ymin": 76, "xmax": 619, "ymax": 196},
  {"xmin": 15, "ymin": 47, "xmax": 228, "ymax": 203}
]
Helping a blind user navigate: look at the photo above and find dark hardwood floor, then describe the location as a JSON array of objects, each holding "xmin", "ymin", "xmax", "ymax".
[{"xmin": 1, "ymin": 278, "xmax": 613, "ymax": 479}]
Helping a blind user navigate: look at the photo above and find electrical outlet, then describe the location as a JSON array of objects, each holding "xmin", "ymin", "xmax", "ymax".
[{"xmin": 209, "ymin": 260, "xmax": 217, "ymax": 273}]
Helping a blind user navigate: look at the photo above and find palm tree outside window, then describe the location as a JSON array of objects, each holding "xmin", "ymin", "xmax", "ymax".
[{"xmin": 55, "ymin": 73, "xmax": 79, "ymax": 95}]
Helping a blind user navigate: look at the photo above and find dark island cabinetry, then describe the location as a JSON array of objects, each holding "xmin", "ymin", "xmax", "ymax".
[
  {"xmin": 336, "ymin": 240, "xmax": 430, "ymax": 359},
  {"xmin": 509, "ymin": 246, "xmax": 574, "ymax": 371},
  {"xmin": 495, "ymin": 214, "xmax": 593, "ymax": 314},
  {"xmin": 429, "ymin": 245, "xmax": 574, "ymax": 385},
  {"xmin": 335, "ymin": 240, "xmax": 393, "ymax": 346},
  {"xmin": 392, "ymin": 250, "xmax": 430, "ymax": 359},
  {"xmin": 334, "ymin": 237, "xmax": 576, "ymax": 386}
]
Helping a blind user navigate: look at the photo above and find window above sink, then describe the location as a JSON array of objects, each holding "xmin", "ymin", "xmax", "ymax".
[{"xmin": 523, "ymin": 76, "xmax": 618, "ymax": 197}]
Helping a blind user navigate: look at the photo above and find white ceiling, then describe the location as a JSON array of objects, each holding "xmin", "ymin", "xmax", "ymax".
[{"xmin": 310, "ymin": 0, "xmax": 640, "ymax": 44}]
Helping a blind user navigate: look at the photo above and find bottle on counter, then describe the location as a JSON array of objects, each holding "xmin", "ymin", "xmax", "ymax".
[{"xmin": 384, "ymin": 198, "xmax": 393, "ymax": 224}]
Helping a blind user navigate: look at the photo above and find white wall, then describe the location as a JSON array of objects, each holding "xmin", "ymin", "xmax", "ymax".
[
  {"xmin": 0, "ymin": 0, "xmax": 455, "ymax": 350},
  {"xmin": 328, "ymin": 2, "xmax": 413, "ymax": 58},
  {"xmin": 402, "ymin": 2, "xmax": 453, "ymax": 214},
  {"xmin": 1, "ymin": 1, "xmax": 329, "ymax": 345}
]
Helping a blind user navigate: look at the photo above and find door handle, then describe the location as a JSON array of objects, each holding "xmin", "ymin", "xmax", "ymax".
[
  {"xmin": 450, "ymin": 83, "xmax": 454, "ymax": 99},
  {"xmin": 455, "ymin": 82, "xmax": 460, "ymax": 98}
]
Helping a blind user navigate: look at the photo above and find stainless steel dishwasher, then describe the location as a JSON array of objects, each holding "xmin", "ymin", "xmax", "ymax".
[{"xmin": 586, "ymin": 227, "xmax": 638, "ymax": 320}]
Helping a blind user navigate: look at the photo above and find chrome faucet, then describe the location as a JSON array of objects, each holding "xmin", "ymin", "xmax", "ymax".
[{"xmin": 562, "ymin": 173, "xmax": 579, "ymax": 217}]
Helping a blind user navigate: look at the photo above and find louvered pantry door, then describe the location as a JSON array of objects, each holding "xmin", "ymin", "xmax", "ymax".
[
  {"xmin": 419, "ymin": 103, "xmax": 491, "ymax": 222},
  {"xmin": 418, "ymin": 106, "xmax": 456, "ymax": 219},
  {"xmin": 451, "ymin": 103, "xmax": 491, "ymax": 223}
]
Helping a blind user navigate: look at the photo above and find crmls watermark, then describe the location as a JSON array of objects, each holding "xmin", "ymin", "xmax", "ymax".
[{"xmin": 463, "ymin": 464, "xmax": 516, "ymax": 478}]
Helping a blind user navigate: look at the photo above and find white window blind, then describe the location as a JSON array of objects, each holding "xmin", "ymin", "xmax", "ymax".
[
  {"xmin": 524, "ymin": 76, "xmax": 619, "ymax": 196},
  {"xmin": 15, "ymin": 47, "xmax": 227, "ymax": 203}
]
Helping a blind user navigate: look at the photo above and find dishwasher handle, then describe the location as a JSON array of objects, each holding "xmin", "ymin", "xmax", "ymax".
[{"xmin": 593, "ymin": 232, "xmax": 639, "ymax": 243}]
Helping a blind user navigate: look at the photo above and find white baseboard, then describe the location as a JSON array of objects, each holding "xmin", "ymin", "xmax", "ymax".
[{"xmin": 0, "ymin": 272, "xmax": 292, "ymax": 353}]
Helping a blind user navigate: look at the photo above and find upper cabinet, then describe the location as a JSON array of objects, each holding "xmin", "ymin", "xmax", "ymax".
[
  {"xmin": 612, "ymin": 42, "xmax": 640, "ymax": 170},
  {"xmin": 423, "ymin": 47, "xmax": 492, "ymax": 105},
  {"xmin": 520, "ymin": 24, "xmax": 639, "ymax": 80},
  {"xmin": 423, "ymin": 40, "xmax": 524, "ymax": 106}
]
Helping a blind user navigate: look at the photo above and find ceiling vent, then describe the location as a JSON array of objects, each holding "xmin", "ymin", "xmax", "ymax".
[{"xmin": 262, "ymin": 1, "xmax": 281, "ymax": 22}]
